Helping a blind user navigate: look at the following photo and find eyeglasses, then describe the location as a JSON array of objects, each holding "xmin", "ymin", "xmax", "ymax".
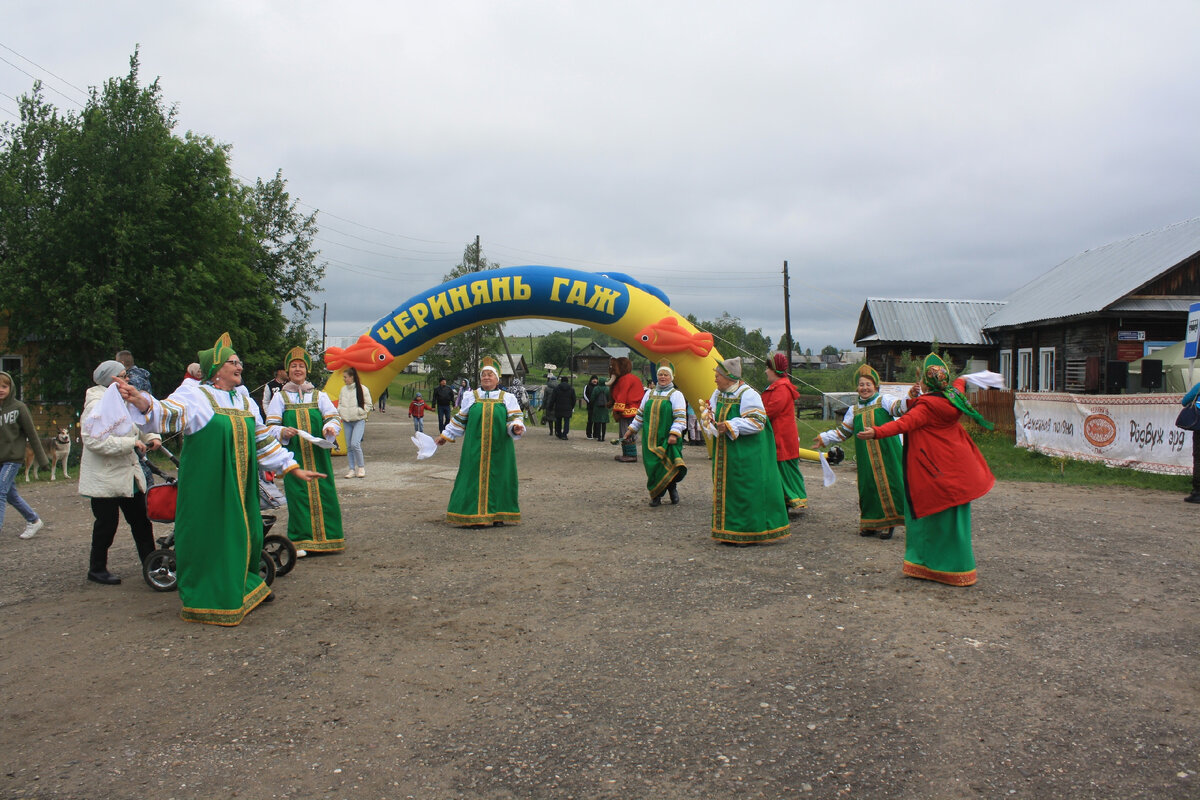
[{"xmin": 225, "ymin": 359, "xmax": 243, "ymax": 367}]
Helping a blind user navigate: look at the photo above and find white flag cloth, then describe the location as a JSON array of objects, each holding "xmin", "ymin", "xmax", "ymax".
[
  {"xmin": 82, "ymin": 383, "xmax": 138, "ymax": 441},
  {"xmin": 961, "ymin": 370, "xmax": 1006, "ymax": 390},
  {"xmin": 820, "ymin": 452, "xmax": 837, "ymax": 487},
  {"xmin": 411, "ymin": 431, "xmax": 438, "ymax": 460},
  {"xmin": 295, "ymin": 428, "xmax": 334, "ymax": 449}
]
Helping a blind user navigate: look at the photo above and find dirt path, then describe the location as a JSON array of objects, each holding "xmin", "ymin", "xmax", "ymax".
[{"xmin": 1, "ymin": 413, "xmax": 1197, "ymax": 799}]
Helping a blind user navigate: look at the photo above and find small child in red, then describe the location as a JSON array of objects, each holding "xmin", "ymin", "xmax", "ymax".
[{"xmin": 408, "ymin": 394, "xmax": 426, "ymax": 433}]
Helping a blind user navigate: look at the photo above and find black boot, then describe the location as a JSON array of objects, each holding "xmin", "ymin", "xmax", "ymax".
[
  {"xmin": 649, "ymin": 494, "xmax": 663, "ymax": 507},
  {"xmin": 87, "ymin": 569, "xmax": 121, "ymax": 585},
  {"xmin": 668, "ymin": 484, "xmax": 680, "ymax": 504}
]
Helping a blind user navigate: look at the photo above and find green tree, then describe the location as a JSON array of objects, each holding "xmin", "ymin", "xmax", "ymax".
[
  {"xmin": 535, "ymin": 332, "xmax": 574, "ymax": 370},
  {"xmin": 821, "ymin": 344, "xmax": 840, "ymax": 356},
  {"xmin": 0, "ymin": 52, "xmax": 323, "ymax": 404},
  {"xmin": 437, "ymin": 239, "xmax": 501, "ymax": 381}
]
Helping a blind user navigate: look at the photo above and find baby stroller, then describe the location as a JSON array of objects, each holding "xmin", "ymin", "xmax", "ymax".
[{"xmin": 139, "ymin": 447, "xmax": 296, "ymax": 592}]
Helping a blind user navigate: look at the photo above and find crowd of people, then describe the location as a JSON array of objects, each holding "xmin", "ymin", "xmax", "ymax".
[{"xmin": 4, "ymin": 336, "xmax": 1033, "ymax": 627}]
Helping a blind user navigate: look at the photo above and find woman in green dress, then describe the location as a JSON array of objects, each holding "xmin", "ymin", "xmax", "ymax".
[
  {"xmin": 118, "ymin": 333, "xmax": 323, "ymax": 625},
  {"xmin": 435, "ymin": 357, "xmax": 527, "ymax": 526},
  {"xmin": 623, "ymin": 361, "xmax": 687, "ymax": 506},
  {"xmin": 706, "ymin": 359, "xmax": 790, "ymax": 544},
  {"xmin": 266, "ymin": 347, "xmax": 344, "ymax": 555},
  {"xmin": 813, "ymin": 364, "xmax": 907, "ymax": 539}
]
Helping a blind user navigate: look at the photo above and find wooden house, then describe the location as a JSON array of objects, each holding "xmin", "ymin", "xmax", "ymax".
[
  {"xmin": 854, "ymin": 299, "xmax": 1006, "ymax": 381},
  {"xmin": 983, "ymin": 218, "xmax": 1200, "ymax": 393},
  {"xmin": 572, "ymin": 342, "xmax": 631, "ymax": 377}
]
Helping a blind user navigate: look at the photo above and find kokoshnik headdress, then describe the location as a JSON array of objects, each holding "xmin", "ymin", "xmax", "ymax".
[
  {"xmin": 921, "ymin": 352, "xmax": 994, "ymax": 430},
  {"xmin": 199, "ymin": 332, "xmax": 235, "ymax": 381}
]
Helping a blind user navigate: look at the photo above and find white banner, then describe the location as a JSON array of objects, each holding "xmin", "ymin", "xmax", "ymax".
[{"xmin": 1014, "ymin": 392, "xmax": 1190, "ymax": 475}]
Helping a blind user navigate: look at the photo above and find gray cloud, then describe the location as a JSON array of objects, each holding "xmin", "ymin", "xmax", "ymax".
[{"xmin": 4, "ymin": 1, "xmax": 1199, "ymax": 350}]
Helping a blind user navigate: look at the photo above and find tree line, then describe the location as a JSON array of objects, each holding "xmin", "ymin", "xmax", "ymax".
[{"xmin": 0, "ymin": 51, "xmax": 321, "ymax": 405}]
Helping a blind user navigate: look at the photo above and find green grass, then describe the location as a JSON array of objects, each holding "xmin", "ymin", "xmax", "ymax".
[{"xmin": 796, "ymin": 412, "xmax": 1190, "ymax": 492}]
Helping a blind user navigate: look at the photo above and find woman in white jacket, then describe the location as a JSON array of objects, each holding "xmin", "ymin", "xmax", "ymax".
[
  {"xmin": 79, "ymin": 360, "xmax": 162, "ymax": 585},
  {"xmin": 337, "ymin": 367, "xmax": 373, "ymax": 478}
]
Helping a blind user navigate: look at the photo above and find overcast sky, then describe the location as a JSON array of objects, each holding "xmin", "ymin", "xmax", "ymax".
[{"xmin": 4, "ymin": 1, "xmax": 1199, "ymax": 351}]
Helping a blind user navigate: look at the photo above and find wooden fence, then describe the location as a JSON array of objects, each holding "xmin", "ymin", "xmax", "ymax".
[{"xmin": 968, "ymin": 389, "xmax": 1015, "ymax": 436}]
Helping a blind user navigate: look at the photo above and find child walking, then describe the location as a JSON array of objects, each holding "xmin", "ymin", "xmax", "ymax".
[
  {"xmin": 408, "ymin": 393, "xmax": 426, "ymax": 433},
  {"xmin": 0, "ymin": 371, "xmax": 49, "ymax": 539}
]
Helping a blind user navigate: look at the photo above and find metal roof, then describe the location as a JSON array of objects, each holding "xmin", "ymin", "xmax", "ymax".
[
  {"xmin": 1108, "ymin": 297, "xmax": 1197, "ymax": 313},
  {"xmin": 855, "ymin": 298, "xmax": 1006, "ymax": 346},
  {"xmin": 984, "ymin": 217, "xmax": 1200, "ymax": 329}
]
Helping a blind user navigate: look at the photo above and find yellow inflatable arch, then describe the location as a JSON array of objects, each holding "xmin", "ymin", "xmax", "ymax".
[{"xmin": 320, "ymin": 266, "xmax": 725, "ymax": 412}]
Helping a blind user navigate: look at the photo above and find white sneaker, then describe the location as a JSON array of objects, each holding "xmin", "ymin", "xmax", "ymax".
[
  {"xmin": 296, "ymin": 549, "xmax": 308, "ymax": 558},
  {"xmin": 20, "ymin": 519, "xmax": 44, "ymax": 539},
  {"xmin": 355, "ymin": 467, "xmax": 365, "ymax": 478},
  {"xmin": 344, "ymin": 470, "xmax": 356, "ymax": 479}
]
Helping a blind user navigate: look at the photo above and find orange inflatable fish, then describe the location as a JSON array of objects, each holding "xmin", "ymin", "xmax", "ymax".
[
  {"xmin": 323, "ymin": 335, "xmax": 395, "ymax": 372},
  {"xmin": 634, "ymin": 317, "xmax": 714, "ymax": 357}
]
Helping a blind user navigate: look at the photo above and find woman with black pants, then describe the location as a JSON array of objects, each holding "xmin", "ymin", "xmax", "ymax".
[{"xmin": 78, "ymin": 360, "xmax": 160, "ymax": 584}]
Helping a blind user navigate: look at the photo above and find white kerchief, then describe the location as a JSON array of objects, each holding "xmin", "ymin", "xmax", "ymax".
[{"xmin": 83, "ymin": 383, "xmax": 138, "ymax": 440}]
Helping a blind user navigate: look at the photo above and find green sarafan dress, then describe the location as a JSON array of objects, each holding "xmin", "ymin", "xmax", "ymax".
[
  {"xmin": 710, "ymin": 384, "xmax": 790, "ymax": 543},
  {"xmin": 851, "ymin": 397, "xmax": 906, "ymax": 531},
  {"xmin": 174, "ymin": 392, "xmax": 270, "ymax": 625},
  {"xmin": 281, "ymin": 395, "xmax": 344, "ymax": 552},
  {"xmin": 446, "ymin": 390, "xmax": 522, "ymax": 526},
  {"xmin": 636, "ymin": 387, "xmax": 687, "ymax": 499},
  {"xmin": 820, "ymin": 393, "xmax": 906, "ymax": 531}
]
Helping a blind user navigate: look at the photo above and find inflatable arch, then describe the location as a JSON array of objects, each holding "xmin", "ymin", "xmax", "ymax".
[{"xmin": 320, "ymin": 265, "xmax": 725, "ymax": 413}]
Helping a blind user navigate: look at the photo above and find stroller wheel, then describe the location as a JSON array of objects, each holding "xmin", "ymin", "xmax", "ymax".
[
  {"xmin": 259, "ymin": 549, "xmax": 277, "ymax": 586},
  {"xmin": 142, "ymin": 549, "xmax": 177, "ymax": 592},
  {"xmin": 262, "ymin": 534, "xmax": 297, "ymax": 577}
]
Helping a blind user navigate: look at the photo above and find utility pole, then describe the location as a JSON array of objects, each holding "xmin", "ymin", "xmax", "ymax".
[
  {"xmin": 782, "ymin": 261, "xmax": 794, "ymax": 372},
  {"xmin": 473, "ymin": 234, "xmax": 520, "ymax": 390},
  {"xmin": 472, "ymin": 234, "xmax": 481, "ymax": 376},
  {"xmin": 321, "ymin": 303, "xmax": 327, "ymax": 352}
]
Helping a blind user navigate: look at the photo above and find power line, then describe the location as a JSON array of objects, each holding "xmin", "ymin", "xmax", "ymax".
[
  {"xmin": 0, "ymin": 53, "xmax": 85, "ymax": 109},
  {"xmin": 0, "ymin": 41, "xmax": 87, "ymax": 97}
]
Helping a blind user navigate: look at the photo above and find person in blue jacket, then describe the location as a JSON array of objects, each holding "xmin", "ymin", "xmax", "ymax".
[{"xmin": 1183, "ymin": 381, "xmax": 1200, "ymax": 504}]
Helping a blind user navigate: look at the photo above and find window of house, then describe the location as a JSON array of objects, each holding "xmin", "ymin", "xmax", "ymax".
[
  {"xmin": 1038, "ymin": 347, "xmax": 1055, "ymax": 392},
  {"xmin": 999, "ymin": 350, "xmax": 1012, "ymax": 389},
  {"xmin": 1017, "ymin": 348, "xmax": 1033, "ymax": 391}
]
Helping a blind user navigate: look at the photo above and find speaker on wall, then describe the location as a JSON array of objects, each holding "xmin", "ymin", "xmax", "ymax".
[
  {"xmin": 1141, "ymin": 359, "xmax": 1163, "ymax": 390},
  {"xmin": 1105, "ymin": 361, "xmax": 1128, "ymax": 393}
]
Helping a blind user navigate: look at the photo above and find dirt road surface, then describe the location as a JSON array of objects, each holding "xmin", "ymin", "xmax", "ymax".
[{"xmin": 1, "ymin": 412, "xmax": 1196, "ymax": 799}]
